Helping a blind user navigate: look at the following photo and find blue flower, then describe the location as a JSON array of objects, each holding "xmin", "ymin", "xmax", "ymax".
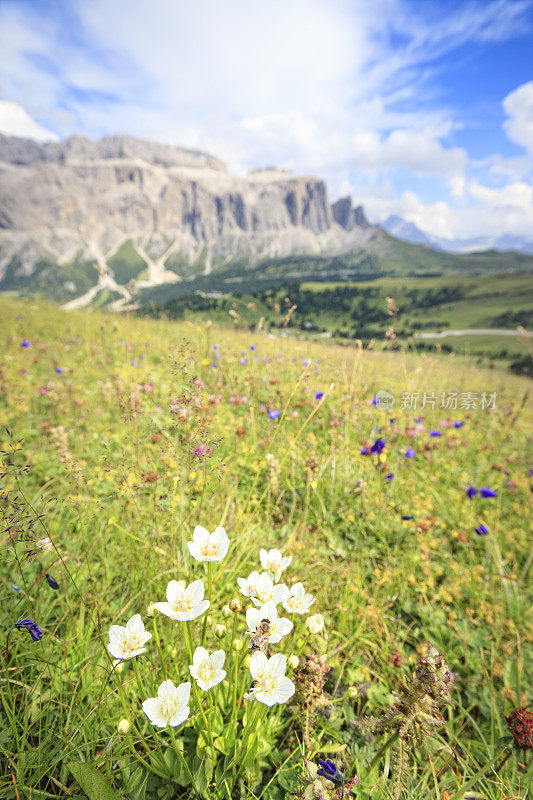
[
  {"xmin": 240, "ymin": 359, "xmax": 246, "ymax": 365},
  {"xmin": 370, "ymin": 438, "xmax": 386, "ymax": 454},
  {"xmin": 480, "ymin": 487, "xmax": 497, "ymax": 498},
  {"xmin": 213, "ymin": 344, "xmax": 219, "ymax": 350},
  {"xmin": 215, "ymin": 353, "xmax": 221, "ymax": 360},
  {"xmin": 250, "ymin": 345, "xmax": 256, "ymax": 351},
  {"xmin": 429, "ymin": 430, "xmax": 441, "ymax": 437},
  {"xmin": 315, "ymin": 391, "xmax": 324, "ymax": 400},
  {"xmin": 466, "ymin": 486, "xmax": 478, "ymax": 499},
  {"xmin": 385, "ymin": 473, "xmax": 394, "ymax": 482},
  {"xmin": 45, "ymin": 574, "xmax": 60, "ymax": 590},
  {"xmin": 474, "ymin": 524, "xmax": 489, "ymax": 536},
  {"xmin": 401, "ymin": 514, "xmax": 414, "ymax": 520},
  {"xmin": 21, "ymin": 339, "xmax": 30, "ymax": 347},
  {"xmin": 55, "ymin": 367, "xmax": 63, "ymax": 374},
  {"xmin": 10, "ymin": 618, "xmax": 43, "ymax": 642},
  {"xmin": 303, "ymin": 359, "xmax": 310, "ymax": 366},
  {"xmin": 405, "ymin": 447, "xmax": 415, "ymax": 458},
  {"xmin": 360, "ymin": 447, "xmax": 368, "ymax": 455},
  {"xmin": 454, "ymin": 421, "xmax": 465, "ymax": 428},
  {"xmin": 414, "ymin": 417, "xmax": 421, "ymax": 423},
  {"xmin": 317, "ymin": 759, "xmax": 344, "ymax": 786},
  {"xmin": 131, "ymin": 360, "xmax": 138, "ymax": 367},
  {"xmin": 268, "ymin": 409, "xmax": 281, "ymax": 420}
]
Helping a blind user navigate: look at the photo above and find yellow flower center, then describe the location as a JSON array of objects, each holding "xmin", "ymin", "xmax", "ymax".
[
  {"xmin": 200, "ymin": 541, "xmax": 219, "ymax": 557},
  {"xmin": 199, "ymin": 662, "xmax": 216, "ymax": 683}
]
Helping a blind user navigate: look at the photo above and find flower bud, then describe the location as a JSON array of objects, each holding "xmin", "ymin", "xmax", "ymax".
[
  {"xmin": 306, "ymin": 613, "xmax": 325, "ymax": 634},
  {"xmin": 229, "ymin": 598, "xmax": 242, "ymax": 613},
  {"xmin": 214, "ymin": 623, "xmax": 226, "ymax": 639},
  {"xmin": 348, "ymin": 686, "xmax": 359, "ymax": 699},
  {"xmin": 207, "ymin": 615, "xmax": 212, "ymax": 626},
  {"xmin": 288, "ymin": 655, "xmax": 299, "ymax": 669},
  {"xmin": 146, "ymin": 603, "xmax": 156, "ymax": 617},
  {"xmin": 112, "ymin": 659, "xmax": 124, "ymax": 673},
  {"xmin": 243, "ymin": 654, "xmax": 252, "ymax": 668},
  {"xmin": 117, "ymin": 718, "xmax": 131, "ymax": 734},
  {"xmin": 222, "ymin": 605, "xmax": 232, "ymax": 617},
  {"xmin": 233, "ymin": 638, "xmax": 243, "ymax": 651}
]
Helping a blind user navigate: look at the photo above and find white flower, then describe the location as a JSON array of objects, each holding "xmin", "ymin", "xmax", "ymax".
[
  {"xmin": 248, "ymin": 572, "xmax": 288, "ymax": 607},
  {"xmin": 107, "ymin": 614, "xmax": 152, "ymax": 660},
  {"xmin": 187, "ymin": 525, "xmax": 230, "ymax": 563},
  {"xmin": 142, "ymin": 680, "xmax": 191, "ymax": 728},
  {"xmin": 306, "ymin": 613, "xmax": 325, "ymax": 634},
  {"xmin": 237, "ymin": 570, "xmax": 262, "ymax": 598},
  {"xmin": 259, "ymin": 548, "xmax": 292, "ymax": 581},
  {"xmin": 154, "ymin": 579, "xmax": 210, "ymax": 621},
  {"xmin": 245, "ymin": 601, "xmax": 293, "ymax": 646},
  {"xmin": 248, "ymin": 652, "xmax": 295, "ymax": 706},
  {"xmin": 282, "ymin": 582, "xmax": 316, "ymax": 615},
  {"xmin": 188, "ymin": 646, "xmax": 226, "ymax": 691}
]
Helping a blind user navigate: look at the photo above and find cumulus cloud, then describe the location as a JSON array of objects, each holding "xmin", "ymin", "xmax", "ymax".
[
  {"xmin": 503, "ymin": 81, "xmax": 533, "ymax": 154},
  {"xmin": 0, "ymin": 101, "xmax": 58, "ymax": 141}
]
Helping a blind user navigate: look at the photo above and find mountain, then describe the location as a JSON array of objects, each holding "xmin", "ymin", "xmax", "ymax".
[
  {"xmin": 1, "ymin": 133, "xmax": 532, "ymax": 309},
  {"xmin": 382, "ymin": 215, "xmax": 433, "ymax": 247},
  {"xmin": 381, "ymin": 214, "xmax": 533, "ymax": 255},
  {"xmin": 0, "ymin": 133, "xmax": 380, "ymax": 308}
]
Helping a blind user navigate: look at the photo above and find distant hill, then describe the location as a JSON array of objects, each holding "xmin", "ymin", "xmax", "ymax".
[{"xmin": 381, "ymin": 214, "xmax": 533, "ymax": 255}]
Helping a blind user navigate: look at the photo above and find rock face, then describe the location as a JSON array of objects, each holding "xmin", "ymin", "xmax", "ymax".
[{"xmin": 0, "ymin": 133, "xmax": 378, "ymax": 307}]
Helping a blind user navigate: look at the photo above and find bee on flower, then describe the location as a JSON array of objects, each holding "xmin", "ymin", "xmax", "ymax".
[
  {"xmin": 142, "ymin": 680, "xmax": 191, "ymax": 728},
  {"xmin": 259, "ymin": 548, "xmax": 292, "ymax": 582},
  {"xmin": 154, "ymin": 580, "xmax": 210, "ymax": 621},
  {"xmin": 187, "ymin": 525, "xmax": 230, "ymax": 563},
  {"xmin": 247, "ymin": 652, "xmax": 295, "ymax": 706},
  {"xmin": 282, "ymin": 582, "xmax": 316, "ymax": 615},
  {"xmin": 107, "ymin": 614, "xmax": 152, "ymax": 660},
  {"xmin": 245, "ymin": 601, "xmax": 293, "ymax": 648},
  {"xmin": 188, "ymin": 646, "xmax": 226, "ymax": 691}
]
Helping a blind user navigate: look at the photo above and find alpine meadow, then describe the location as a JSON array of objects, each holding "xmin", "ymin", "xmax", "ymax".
[
  {"xmin": 1, "ymin": 0, "xmax": 533, "ymax": 797},
  {"xmin": 0, "ymin": 296, "xmax": 531, "ymax": 799}
]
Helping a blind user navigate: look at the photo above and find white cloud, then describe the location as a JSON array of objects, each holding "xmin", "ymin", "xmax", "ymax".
[
  {"xmin": 0, "ymin": 0, "xmax": 531, "ymax": 241},
  {"xmin": 503, "ymin": 81, "xmax": 533, "ymax": 154},
  {"xmin": 0, "ymin": 100, "xmax": 58, "ymax": 141}
]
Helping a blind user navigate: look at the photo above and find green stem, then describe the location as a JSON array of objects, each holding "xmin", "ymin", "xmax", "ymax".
[
  {"xmin": 169, "ymin": 725, "xmax": 200, "ymax": 797},
  {"xmin": 132, "ymin": 658, "xmax": 145, "ymax": 697},
  {"xmin": 231, "ymin": 701, "xmax": 262, "ymax": 791},
  {"xmin": 152, "ymin": 617, "xmax": 167, "ymax": 674},
  {"xmin": 201, "ymin": 563, "xmax": 213, "ymax": 646}
]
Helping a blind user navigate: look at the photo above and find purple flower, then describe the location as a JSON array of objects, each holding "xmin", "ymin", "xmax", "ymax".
[
  {"xmin": 315, "ymin": 392, "xmax": 323, "ymax": 401},
  {"xmin": 360, "ymin": 446, "xmax": 368, "ymax": 455},
  {"xmin": 481, "ymin": 487, "xmax": 497, "ymax": 498},
  {"xmin": 240, "ymin": 359, "xmax": 246, "ymax": 365},
  {"xmin": 215, "ymin": 353, "xmax": 221, "ymax": 360},
  {"xmin": 454, "ymin": 421, "xmax": 465, "ymax": 428},
  {"xmin": 213, "ymin": 344, "xmax": 219, "ymax": 350},
  {"xmin": 303, "ymin": 359, "xmax": 310, "ymax": 366},
  {"xmin": 370, "ymin": 438, "xmax": 386, "ymax": 455},
  {"xmin": 474, "ymin": 524, "xmax": 489, "ymax": 536},
  {"xmin": 401, "ymin": 515, "xmax": 414, "ymax": 520},
  {"xmin": 385, "ymin": 473, "xmax": 394, "ymax": 482},
  {"xmin": 414, "ymin": 417, "xmax": 421, "ymax": 423},
  {"xmin": 10, "ymin": 618, "xmax": 43, "ymax": 642},
  {"xmin": 131, "ymin": 360, "xmax": 138, "ymax": 367},
  {"xmin": 317, "ymin": 759, "xmax": 344, "ymax": 786},
  {"xmin": 405, "ymin": 447, "xmax": 415, "ymax": 458},
  {"xmin": 429, "ymin": 430, "xmax": 441, "ymax": 437},
  {"xmin": 55, "ymin": 367, "xmax": 63, "ymax": 374},
  {"xmin": 45, "ymin": 574, "xmax": 60, "ymax": 590},
  {"xmin": 250, "ymin": 345, "xmax": 256, "ymax": 351},
  {"xmin": 21, "ymin": 339, "xmax": 30, "ymax": 347},
  {"xmin": 466, "ymin": 486, "xmax": 478, "ymax": 499},
  {"xmin": 268, "ymin": 409, "xmax": 281, "ymax": 420}
]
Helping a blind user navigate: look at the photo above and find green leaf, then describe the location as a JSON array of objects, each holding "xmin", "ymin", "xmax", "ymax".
[{"xmin": 67, "ymin": 762, "xmax": 124, "ymax": 800}]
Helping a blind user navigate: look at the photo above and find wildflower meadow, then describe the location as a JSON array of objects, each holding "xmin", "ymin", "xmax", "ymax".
[{"xmin": 1, "ymin": 297, "xmax": 531, "ymax": 799}]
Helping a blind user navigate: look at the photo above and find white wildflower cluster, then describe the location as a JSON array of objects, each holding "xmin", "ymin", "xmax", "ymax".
[{"xmin": 106, "ymin": 528, "xmax": 321, "ymax": 730}]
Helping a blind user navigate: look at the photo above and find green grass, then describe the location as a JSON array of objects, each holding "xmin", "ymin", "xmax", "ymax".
[{"xmin": 0, "ymin": 297, "xmax": 531, "ymax": 799}]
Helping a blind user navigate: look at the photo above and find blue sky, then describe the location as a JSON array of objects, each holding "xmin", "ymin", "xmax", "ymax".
[{"xmin": 0, "ymin": 0, "xmax": 532, "ymax": 241}]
